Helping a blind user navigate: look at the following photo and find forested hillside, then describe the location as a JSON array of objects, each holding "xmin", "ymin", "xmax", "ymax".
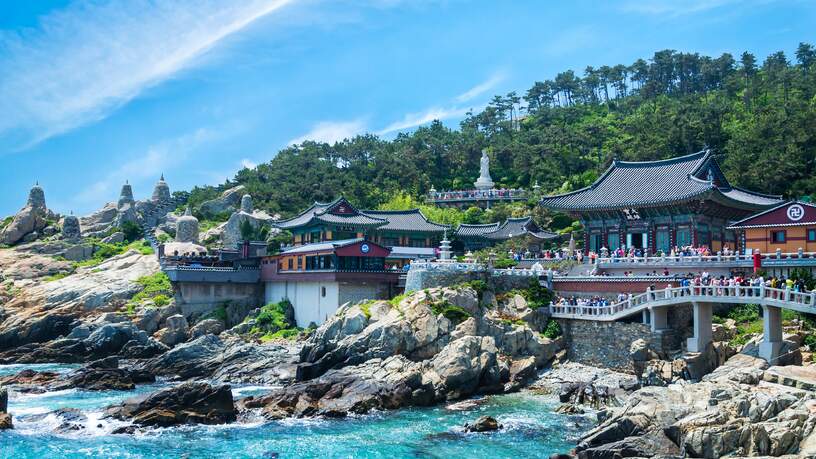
[{"xmin": 183, "ymin": 43, "xmax": 816, "ymax": 223}]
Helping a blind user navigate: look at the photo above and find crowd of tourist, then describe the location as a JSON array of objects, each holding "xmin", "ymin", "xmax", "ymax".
[
  {"xmin": 428, "ymin": 188, "xmax": 526, "ymax": 201},
  {"xmin": 552, "ymin": 271, "xmax": 812, "ymax": 310}
]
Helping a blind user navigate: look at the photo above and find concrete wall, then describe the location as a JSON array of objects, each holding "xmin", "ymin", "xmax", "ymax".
[
  {"xmin": 174, "ymin": 282, "xmax": 263, "ymax": 325},
  {"xmin": 338, "ymin": 282, "xmax": 390, "ymax": 307},
  {"xmin": 266, "ymin": 280, "xmax": 340, "ymax": 327}
]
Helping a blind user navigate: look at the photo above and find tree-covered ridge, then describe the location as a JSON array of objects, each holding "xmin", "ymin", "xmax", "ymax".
[{"xmin": 185, "ymin": 43, "xmax": 816, "ymax": 221}]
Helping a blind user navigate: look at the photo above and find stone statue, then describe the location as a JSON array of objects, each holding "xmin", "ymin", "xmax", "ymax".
[
  {"xmin": 474, "ymin": 149, "xmax": 495, "ymax": 190},
  {"xmin": 240, "ymin": 194, "xmax": 253, "ymax": 214},
  {"xmin": 27, "ymin": 183, "xmax": 46, "ymax": 210}
]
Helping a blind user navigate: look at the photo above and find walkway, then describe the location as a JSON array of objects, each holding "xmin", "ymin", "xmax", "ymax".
[{"xmin": 550, "ymin": 285, "xmax": 816, "ymax": 362}]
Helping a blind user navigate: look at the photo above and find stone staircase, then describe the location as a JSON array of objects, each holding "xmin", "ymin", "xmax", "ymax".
[{"xmin": 138, "ymin": 197, "xmax": 184, "ymax": 255}]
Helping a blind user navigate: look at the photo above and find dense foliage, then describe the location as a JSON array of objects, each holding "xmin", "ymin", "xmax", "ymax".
[{"xmin": 187, "ymin": 43, "xmax": 816, "ymax": 225}]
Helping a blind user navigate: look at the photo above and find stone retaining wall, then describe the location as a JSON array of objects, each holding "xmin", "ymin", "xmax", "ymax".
[{"xmin": 558, "ymin": 319, "xmax": 655, "ymax": 373}]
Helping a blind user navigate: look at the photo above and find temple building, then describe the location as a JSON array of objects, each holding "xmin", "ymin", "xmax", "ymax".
[
  {"xmin": 274, "ymin": 197, "xmax": 448, "ymax": 249},
  {"xmin": 261, "ymin": 239, "xmax": 398, "ymax": 326},
  {"xmin": 455, "ymin": 217, "xmax": 559, "ymax": 252},
  {"xmin": 729, "ymin": 201, "xmax": 816, "ymax": 254},
  {"xmin": 539, "ymin": 150, "xmax": 784, "ymax": 255}
]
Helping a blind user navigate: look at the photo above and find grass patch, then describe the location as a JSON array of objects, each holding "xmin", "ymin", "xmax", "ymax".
[
  {"xmin": 429, "ymin": 300, "xmax": 471, "ymax": 325},
  {"xmin": 248, "ymin": 300, "xmax": 300, "ymax": 338},
  {"xmin": 390, "ymin": 292, "xmax": 411, "ymax": 307},
  {"xmin": 202, "ymin": 303, "xmax": 229, "ymax": 323},
  {"xmin": 358, "ymin": 300, "xmax": 376, "ymax": 319},
  {"xmin": 260, "ymin": 328, "xmax": 300, "ymax": 342},
  {"xmin": 0, "ymin": 216, "xmax": 12, "ymax": 231},
  {"xmin": 44, "ymin": 272, "xmax": 73, "ymax": 282}
]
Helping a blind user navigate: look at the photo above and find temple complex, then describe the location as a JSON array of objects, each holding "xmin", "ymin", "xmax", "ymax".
[
  {"xmin": 539, "ymin": 150, "xmax": 783, "ymax": 255},
  {"xmin": 729, "ymin": 200, "xmax": 816, "ymax": 254}
]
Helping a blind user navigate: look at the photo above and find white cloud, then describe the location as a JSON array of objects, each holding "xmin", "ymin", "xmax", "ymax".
[
  {"xmin": 620, "ymin": 0, "xmax": 741, "ymax": 16},
  {"xmin": 240, "ymin": 158, "xmax": 258, "ymax": 169},
  {"xmin": 289, "ymin": 120, "xmax": 367, "ymax": 145},
  {"xmin": 75, "ymin": 128, "xmax": 221, "ymax": 207},
  {"xmin": 0, "ymin": 0, "xmax": 294, "ymax": 149},
  {"xmin": 377, "ymin": 107, "xmax": 469, "ymax": 135},
  {"xmin": 455, "ymin": 72, "xmax": 506, "ymax": 103}
]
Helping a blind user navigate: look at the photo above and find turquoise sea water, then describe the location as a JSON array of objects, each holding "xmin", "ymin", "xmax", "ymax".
[{"xmin": 0, "ymin": 364, "xmax": 590, "ymax": 459}]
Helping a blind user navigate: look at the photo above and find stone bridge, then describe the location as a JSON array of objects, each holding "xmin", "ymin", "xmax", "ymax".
[{"xmin": 550, "ymin": 285, "xmax": 816, "ymax": 363}]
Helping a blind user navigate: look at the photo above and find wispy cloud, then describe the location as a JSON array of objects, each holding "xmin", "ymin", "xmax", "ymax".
[
  {"xmin": 455, "ymin": 71, "xmax": 506, "ymax": 103},
  {"xmin": 0, "ymin": 0, "xmax": 294, "ymax": 149},
  {"xmin": 240, "ymin": 158, "xmax": 258, "ymax": 170},
  {"xmin": 75, "ymin": 128, "xmax": 222, "ymax": 207},
  {"xmin": 377, "ymin": 107, "xmax": 469, "ymax": 135},
  {"xmin": 289, "ymin": 119, "xmax": 367, "ymax": 145},
  {"xmin": 620, "ymin": 0, "xmax": 741, "ymax": 16}
]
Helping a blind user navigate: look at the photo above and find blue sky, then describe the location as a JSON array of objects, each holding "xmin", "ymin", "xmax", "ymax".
[{"xmin": 0, "ymin": 0, "xmax": 814, "ymax": 216}]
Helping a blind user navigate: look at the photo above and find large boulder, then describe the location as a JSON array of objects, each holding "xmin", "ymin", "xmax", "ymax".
[
  {"xmin": 154, "ymin": 314, "xmax": 188, "ymax": 347},
  {"xmin": 198, "ymin": 185, "xmax": 246, "ymax": 218},
  {"xmin": 189, "ymin": 318, "xmax": 225, "ymax": 339},
  {"xmin": 49, "ymin": 357, "xmax": 155, "ymax": 391},
  {"xmin": 105, "ymin": 382, "xmax": 236, "ymax": 427}
]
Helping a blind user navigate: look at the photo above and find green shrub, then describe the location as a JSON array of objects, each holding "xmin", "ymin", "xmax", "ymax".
[
  {"xmin": 727, "ymin": 304, "xmax": 760, "ymax": 323},
  {"xmin": 131, "ymin": 272, "xmax": 172, "ymax": 303},
  {"xmin": 523, "ymin": 278, "xmax": 554, "ymax": 310},
  {"xmin": 542, "ymin": 319, "xmax": 562, "ymax": 339},
  {"xmin": 493, "ymin": 258, "xmax": 518, "ymax": 269},
  {"xmin": 44, "ymin": 272, "xmax": 72, "ymax": 282},
  {"xmin": 712, "ymin": 315, "xmax": 725, "ymax": 324},
  {"xmin": 429, "ymin": 300, "xmax": 471, "ymax": 324},
  {"xmin": 803, "ymin": 333, "xmax": 816, "ymax": 350},
  {"xmin": 255, "ymin": 300, "xmax": 295, "ymax": 331},
  {"xmin": 0, "ymin": 216, "xmax": 12, "ymax": 230},
  {"xmin": 119, "ymin": 221, "xmax": 143, "ymax": 243}
]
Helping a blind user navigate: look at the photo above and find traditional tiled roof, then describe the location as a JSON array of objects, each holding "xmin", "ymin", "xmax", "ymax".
[
  {"xmin": 364, "ymin": 209, "xmax": 450, "ymax": 233},
  {"xmin": 279, "ymin": 238, "xmax": 365, "ymax": 254},
  {"xmin": 483, "ymin": 217, "xmax": 559, "ymax": 241},
  {"xmin": 455, "ymin": 222, "xmax": 501, "ymax": 237},
  {"xmin": 728, "ymin": 201, "xmax": 816, "ymax": 229},
  {"xmin": 275, "ymin": 197, "xmax": 387, "ymax": 230},
  {"xmin": 539, "ymin": 150, "xmax": 783, "ymax": 212},
  {"xmin": 455, "ymin": 217, "xmax": 558, "ymax": 241}
]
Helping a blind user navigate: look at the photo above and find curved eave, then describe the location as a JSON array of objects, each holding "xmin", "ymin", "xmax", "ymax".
[{"xmin": 538, "ymin": 187, "xmax": 715, "ymax": 212}]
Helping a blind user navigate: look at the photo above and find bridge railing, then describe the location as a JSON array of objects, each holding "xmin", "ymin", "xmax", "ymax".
[
  {"xmin": 550, "ymin": 284, "xmax": 816, "ymax": 319},
  {"xmin": 595, "ymin": 250, "xmax": 816, "ymax": 266}
]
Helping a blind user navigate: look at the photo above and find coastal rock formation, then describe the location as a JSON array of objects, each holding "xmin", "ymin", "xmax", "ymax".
[
  {"xmin": 575, "ymin": 354, "xmax": 816, "ymax": 458},
  {"xmin": 0, "ymin": 250, "xmax": 160, "ymax": 355},
  {"xmin": 61, "ymin": 214, "xmax": 81, "ymax": 240},
  {"xmin": 188, "ymin": 318, "xmax": 225, "ymax": 339},
  {"xmin": 198, "ymin": 185, "xmax": 246, "ymax": 218},
  {"xmin": 0, "ymin": 385, "xmax": 11, "ymax": 430},
  {"xmin": 49, "ymin": 357, "xmax": 155, "ymax": 391},
  {"xmin": 80, "ymin": 176, "xmax": 178, "ymax": 238},
  {"xmin": 154, "ymin": 314, "xmax": 188, "ymax": 347},
  {"xmin": 0, "ymin": 184, "xmax": 56, "ymax": 245},
  {"xmin": 105, "ymin": 382, "xmax": 236, "ymax": 427},
  {"xmin": 464, "ymin": 415, "xmax": 501, "ymax": 432},
  {"xmin": 297, "ymin": 287, "xmax": 561, "ymax": 381},
  {"xmin": 141, "ymin": 334, "xmax": 297, "ymax": 384},
  {"xmin": 245, "ymin": 287, "xmax": 561, "ymax": 418}
]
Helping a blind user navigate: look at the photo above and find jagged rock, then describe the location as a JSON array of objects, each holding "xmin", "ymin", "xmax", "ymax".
[
  {"xmin": 80, "ymin": 203, "xmax": 118, "ymax": 235},
  {"xmin": 221, "ymin": 205, "xmax": 275, "ymax": 248},
  {"xmin": 154, "ymin": 314, "xmax": 188, "ymax": 347},
  {"xmin": 0, "ymin": 369, "xmax": 61, "ymax": 391},
  {"xmin": 464, "ymin": 415, "xmax": 501, "ymax": 432},
  {"xmin": 26, "ymin": 408, "xmax": 85, "ymax": 434},
  {"xmin": 105, "ymin": 382, "xmax": 236, "ymax": 427},
  {"xmin": 198, "ymin": 185, "xmax": 246, "ymax": 218},
  {"xmin": 0, "ymin": 249, "xmax": 72, "ymax": 281},
  {"xmin": 85, "ymin": 323, "xmax": 147, "ymax": 357},
  {"xmin": 101, "ymin": 232, "xmax": 125, "ymax": 244},
  {"xmin": 0, "ymin": 413, "xmax": 11, "ymax": 429},
  {"xmin": 49, "ymin": 357, "xmax": 155, "ymax": 391},
  {"xmin": 0, "ymin": 385, "xmax": 7, "ymax": 412},
  {"xmin": 119, "ymin": 338, "xmax": 169, "ymax": 359},
  {"xmin": 189, "ymin": 318, "xmax": 225, "ymax": 339},
  {"xmin": 140, "ymin": 334, "xmax": 296, "ymax": 383}
]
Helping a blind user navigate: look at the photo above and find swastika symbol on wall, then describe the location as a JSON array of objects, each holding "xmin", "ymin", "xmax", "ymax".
[{"xmin": 787, "ymin": 204, "xmax": 805, "ymax": 222}]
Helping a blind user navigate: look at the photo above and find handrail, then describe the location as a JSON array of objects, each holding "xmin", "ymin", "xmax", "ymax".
[
  {"xmin": 594, "ymin": 251, "xmax": 816, "ymax": 265},
  {"xmin": 550, "ymin": 284, "xmax": 816, "ymax": 320}
]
